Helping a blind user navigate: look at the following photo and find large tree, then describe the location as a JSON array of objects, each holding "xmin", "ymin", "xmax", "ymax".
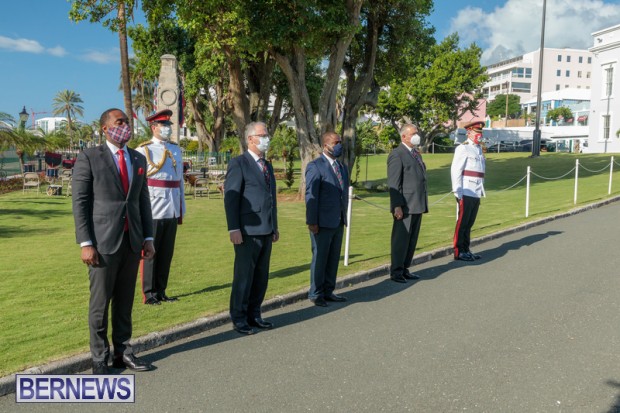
[
  {"xmin": 70, "ymin": 0, "xmax": 137, "ymax": 135},
  {"xmin": 377, "ymin": 34, "xmax": 489, "ymax": 149},
  {"xmin": 340, "ymin": 0, "xmax": 434, "ymax": 171},
  {"xmin": 52, "ymin": 89, "xmax": 84, "ymax": 149}
]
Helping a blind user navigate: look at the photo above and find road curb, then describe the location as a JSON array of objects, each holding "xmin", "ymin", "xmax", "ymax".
[{"xmin": 2, "ymin": 194, "xmax": 619, "ymax": 397}]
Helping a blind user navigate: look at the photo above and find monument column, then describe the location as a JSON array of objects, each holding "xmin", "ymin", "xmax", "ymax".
[{"xmin": 158, "ymin": 54, "xmax": 180, "ymax": 143}]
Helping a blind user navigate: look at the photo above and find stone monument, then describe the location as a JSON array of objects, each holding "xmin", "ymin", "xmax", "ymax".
[{"xmin": 157, "ymin": 54, "xmax": 180, "ymax": 143}]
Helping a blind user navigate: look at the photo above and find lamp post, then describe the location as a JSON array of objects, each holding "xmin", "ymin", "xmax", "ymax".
[
  {"xmin": 504, "ymin": 82, "xmax": 510, "ymax": 128},
  {"xmin": 18, "ymin": 106, "xmax": 29, "ymax": 131},
  {"xmin": 532, "ymin": 0, "xmax": 547, "ymax": 157}
]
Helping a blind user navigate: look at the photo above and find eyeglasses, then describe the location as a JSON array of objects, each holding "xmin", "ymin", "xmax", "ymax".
[{"xmin": 252, "ymin": 134, "xmax": 270, "ymax": 139}]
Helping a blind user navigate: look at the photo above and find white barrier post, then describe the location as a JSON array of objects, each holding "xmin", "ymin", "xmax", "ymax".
[
  {"xmin": 574, "ymin": 159, "xmax": 579, "ymax": 205},
  {"xmin": 432, "ymin": 142, "xmax": 435, "ymax": 154},
  {"xmin": 526, "ymin": 166, "xmax": 531, "ymax": 217},
  {"xmin": 344, "ymin": 186, "xmax": 354, "ymax": 266},
  {"xmin": 609, "ymin": 156, "xmax": 614, "ymax": 195}
]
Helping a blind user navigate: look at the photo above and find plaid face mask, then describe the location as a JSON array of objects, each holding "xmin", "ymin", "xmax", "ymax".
[{"xmin": 107, "ymin": 124, "xmax": 132, "ymax": 145}]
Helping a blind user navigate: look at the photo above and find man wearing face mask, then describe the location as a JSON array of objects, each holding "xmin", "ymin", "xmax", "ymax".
[
  {"xmin": 387, "ymin": 124, "xmax": 428, "ymax": 283},
  {"xmin": 451, "ymin": 121, "xmax": 486, "ymax": 262},
  {"xmin": 73, "ymin": 108, "xmax": 155, "ymax": 374},
  {"xmin": 135, "ymin": 109, "xmax": 186, "ymax": 305},
  {"xmin": 305, "ymin": 131, "xmax": 350, "ymax": 306},
  {"xmin": 224, "ymin": 121, "xmax": 279, "ymax": 334}
]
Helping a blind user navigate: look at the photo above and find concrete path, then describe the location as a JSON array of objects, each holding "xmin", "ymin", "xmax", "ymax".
[{"xmin": 3, "ymin": 202, "xmax": 620, "ymax": 412}]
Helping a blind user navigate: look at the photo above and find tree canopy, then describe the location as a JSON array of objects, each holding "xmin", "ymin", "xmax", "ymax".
[{"xmin": 486, "ymin": 94, "xmax": 521, "ymax": 119}]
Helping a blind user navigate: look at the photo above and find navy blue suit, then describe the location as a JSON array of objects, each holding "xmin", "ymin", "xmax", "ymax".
[
  {"xmin": 305, "ymin": 155, "xmax": 349, "ymax": 299},
  {"xmin": 224, "ymin": 151, "xmax": 278, "ymax": 325}
]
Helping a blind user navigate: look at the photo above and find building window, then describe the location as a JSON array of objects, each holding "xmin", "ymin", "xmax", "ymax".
[
  {"xmin": 578, "ymin": 86, "xmax": 581, "ymax": 89},
  {"xmin": 579, "ymin": 56, "xmax": 583, "ymax": 63},
  {"xmin": 557, "ymin": 69, "xmax": 561, "ymax": 76},
  {"xmin": 512, "ymin": 82, "xmax": 531, "ymax": 93},
  {"xmin": 587, "ymin": 72, "xmax": 591, "ymax": 78},
  {"xmin": 586, "ymin": 86, "xmax": 590, "ymax": 89},
  {"xmin": 577, "ymin": 71, "xmax": 582, "ymax": 78},
  {"xmin": 526, "ymin": 68, "xmax": 532, "ymax": 78},
  {"xmin": 588, "ymin": 57, "xmax": 592, "ymax": 64},
  {"xmin": 565, "ymin": 85, "xmax": 569, "ymax": 88},
  {"xmin": 603, "ymin": 115, "xmax": 611, "ymax": 140},
  {"xmin": 567, "ymin": 56, "xmax": 571, "ymax": 62},
  {"xmin": 557, "ymin": 55, "xmax": 562, "ymax": 62},
  {"xmin": 604, "ymin": 66, "xmax": 614, "ymax": 97},
  {"xmin": 566, "ymin": 70, "xmax": 570, "ymax": 77},
  {"xmin": 556, "ymin": 84, "xmax": 561, "ymax": 90}
]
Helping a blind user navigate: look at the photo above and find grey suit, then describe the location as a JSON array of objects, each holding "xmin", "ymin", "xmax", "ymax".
[
  {"xmin": 387, "ymin": 143, "xmax": 428, "ymax": 278},
  {"xmin": 73, "ymin": 144, "xmax": 153, "ymax": 362},
  {"xmin": 224, "ymin": 151, "xmax": 278, "ymax": 325}
]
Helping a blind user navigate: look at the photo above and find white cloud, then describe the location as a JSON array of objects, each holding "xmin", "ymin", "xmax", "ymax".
[
  {"xmin": 449, "ymin": 0, "xmax": 620, "ymax": 64},
  {"xmin": 0, "ymin": 35, "xmax": 45, "ymax": 53},
  {"xmin": 47, "ymin": 46, "xmax": 68, "ymax": 57},
  {"xmin": 0, "ymin": 35, "xmax": 67, "ymax": 57},
  {"xmin": 80, "ymin": 49, "xmax": 119, "ymax": 64}
]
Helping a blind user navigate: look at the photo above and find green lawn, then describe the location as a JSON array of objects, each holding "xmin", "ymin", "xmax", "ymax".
[{"xmin": 1, "ymin": 151, "xmax": 619, "ymax": 376}]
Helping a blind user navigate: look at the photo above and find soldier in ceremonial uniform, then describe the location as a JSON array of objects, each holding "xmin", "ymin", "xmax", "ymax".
[
  {"xmin": 451, "ymin": 121, "xmax": 486, "ymax": 262},
  {"xmin": 135, "ymin": 109, "xmax": 186, "ymax": 305}
]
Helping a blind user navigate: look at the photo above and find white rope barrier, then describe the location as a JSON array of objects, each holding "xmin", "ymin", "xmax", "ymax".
[
  {"xmin": 579, "ymin": 162, "xmax": 610, "ymax": 173},
  {"xmin": 530, "ymin": 168, "xmax": 576, "ymax": 180}
]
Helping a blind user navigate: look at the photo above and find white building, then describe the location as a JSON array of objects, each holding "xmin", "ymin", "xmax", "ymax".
[
  {"xmin": 483, "ymin": 48, "xmax": 594, "ymax": 104},
  {"xmin": 588, "ymin": 24, "xmax": 620, "ymax": 153},
  {"xmin": 35, "ymin": 117, "xmax": 67, "ymax": 134},
  {"xmin": 521, "ymin": 88, "xmax": 590, "ymax": 126}
]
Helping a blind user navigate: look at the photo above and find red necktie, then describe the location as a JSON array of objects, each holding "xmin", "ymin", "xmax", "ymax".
[
  {"xmin": 117, "ymin": 149, "xmax": 129, "ymax": 231},
  {"xmin": 118, "ymin": 149, "xmax": 129, "ymax": 195}
]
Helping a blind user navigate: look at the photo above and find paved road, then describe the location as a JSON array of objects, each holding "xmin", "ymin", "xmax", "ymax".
[{"xmin": 3, "ymin": 202, "xmax": 620, "ymax": 412}]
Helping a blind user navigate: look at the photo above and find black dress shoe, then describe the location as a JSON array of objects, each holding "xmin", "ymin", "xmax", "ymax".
[
  {"xmin": 310, "ymin": 297, "xmax": 329, "ymax": 307},
  {"xmin": 92, "ymin": 361, "xmax": 110, "ymax": 375},
  {"xmin": 456, "ymin": 252, "xmax": 475, "ymax": 261},
  {"xmin": 403, "ymin": 271, "xmax": 420, "ymax": 280},
  {"xmin": 158, "ymin": 294, "xmax": 178, "ymax": 302},
  {"xmin": 325, "ymin": 293, "xmax": 347, "ymax": 302},
  {"xmin": 233, "ymin": 323, "xmax": 258, "ymax": 335},
  {"xmin": 390, "ymin": 275, "xmax": 407, "ymax": 283},
  {"xmin": 248, "ymin": 317, "xmax": 274, "ymax": 329},
  {"xmin": 144, "ymin": 296, "xmax": 161, "ymax": 305},
  {"xmin": 468, "ymin": 251, "xmax": 481, "ymax": 260},
  {"xmin": 112, "ymin": 354, "xmax": 152, "ymax": 371}
]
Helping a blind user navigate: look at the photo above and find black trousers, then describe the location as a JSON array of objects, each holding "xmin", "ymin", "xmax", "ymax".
[
  {"xmin": 390, "ymin": 213, "xmax": 423, "ymax": 277},
  {"xmin": 230, "ymin": 234, "xmax": 272, "ymax": 325},
  {"xmin": 141, "ymin": 218, "xmax": 178, "ymax": 301},
  {"xmin": 453, "ymin": 195, "xmax": 480, "ymax": 257},
  {"xmin": 88, "ymin": 233, "xmax": 140, "ymax": 362}
]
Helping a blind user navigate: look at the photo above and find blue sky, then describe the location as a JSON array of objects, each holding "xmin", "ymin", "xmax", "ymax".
[{"xmin": 1, "ymin": 0, "xmax": 619, "ymax": 124}]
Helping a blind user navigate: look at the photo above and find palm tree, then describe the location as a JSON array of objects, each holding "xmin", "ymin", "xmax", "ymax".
[
  {"xmin": 0, "ymin": 112, "xmax": 16, "ymax": 129},
  {"xmin": 52, "ymin": 90, "xmax": 84, "ymax": 149}
]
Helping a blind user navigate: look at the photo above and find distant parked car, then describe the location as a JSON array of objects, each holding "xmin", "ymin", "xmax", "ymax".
[
  {"xmin": 486, "ymin": 142, "xmax": 518, "ymax": 152},
  {"xmin": 519, "ymin": 138, "xmax": 551, "ymax": 152}
]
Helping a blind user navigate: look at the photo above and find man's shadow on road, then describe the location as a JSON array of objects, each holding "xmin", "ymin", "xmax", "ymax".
[{"xmin": 144, "ymin": 230, "xmax": 563, "ymax": 364}]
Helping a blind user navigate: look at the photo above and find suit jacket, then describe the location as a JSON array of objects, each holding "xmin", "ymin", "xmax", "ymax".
[
  {"xmin": 387, "ymin": 143, "xmax": 428, "ymax": 215},
  {"xmin": 305, "ymin": 155, "xmax": 349, "ymax": 228},
  {"xmin": 224, "ymin": 151, "xmax": 278, "ymax": 236},
  {"xmin": 72, "ymin": 144, "xmax": 153, "ymax": 255}
]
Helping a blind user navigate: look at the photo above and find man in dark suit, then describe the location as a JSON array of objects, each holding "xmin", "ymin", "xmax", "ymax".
[
  {"xmin": 305, "ymin": 132, "xmax": 350, "ymax": 307},
  {"xmin": 387, "ymin": 124, "xmax": 428, "ymax": 283},
  {"xmin": 224, "ymin": 121, "xmax": 279, "ymax": 335},
  {"xmin": 73, "ymin": 108, "xmax": 155, "ymax": 374}
]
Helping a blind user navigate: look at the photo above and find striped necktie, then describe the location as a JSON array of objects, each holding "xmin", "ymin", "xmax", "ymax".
[
  {"xmin": 332, "ymin": 161, "xmax": 344, "ymax": 189},
  {"xmin": 257, "ymin": 158, "xmax": 270, "ymax": 187}
]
